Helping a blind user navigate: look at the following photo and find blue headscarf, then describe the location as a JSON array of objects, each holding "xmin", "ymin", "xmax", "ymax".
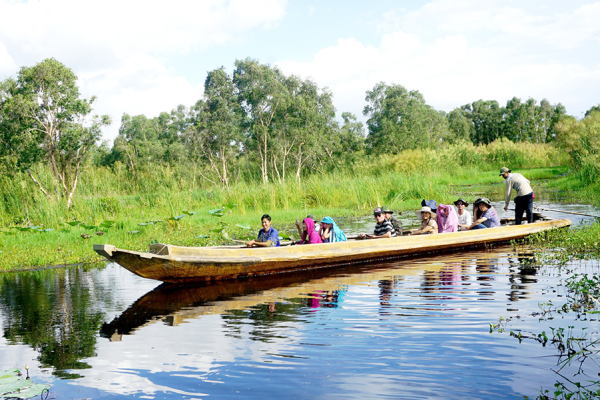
[{"xmin": 321, "ymin": 216, "xmax": 347, "ymax": 242}]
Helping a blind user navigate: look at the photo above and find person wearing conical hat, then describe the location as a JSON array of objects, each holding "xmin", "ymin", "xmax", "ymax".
[{"xmin": 411, "ymin": 206, "xmax": 438, "ymax": 235}]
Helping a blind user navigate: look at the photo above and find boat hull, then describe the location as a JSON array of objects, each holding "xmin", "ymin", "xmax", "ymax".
[{"xmin": 94, "ymin": 218, "xmax": 570, "ymax": 283}]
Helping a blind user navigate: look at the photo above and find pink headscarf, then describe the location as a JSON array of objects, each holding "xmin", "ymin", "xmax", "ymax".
[
  {"xmin": 437, "ymin": 204, "xmax": 459, "ymax": 233},
  {"xmin": 302, "ymin": 218, "xmax": 322, "ymax": 244}
]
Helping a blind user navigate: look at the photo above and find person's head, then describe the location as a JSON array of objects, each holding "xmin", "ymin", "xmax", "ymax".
[
  {"xmin": 417, "ymin": 206, "xmax": 434, "ymax": 221},
  {"xmin": 439, "ymin": 205, "xmax": 450, "ymax": 216},
  {"xmin": 499, "ymin": 167, "xmax": 511, "ymax": 180},
  {"xmin": 374, "ymin": 207, "xmax": 386, "ymax": 223},
  {"xmin": 321, "ymin": 216, "xmax": 334, "ymax": 229},
  {"xmin": 303, "ymin": 217, "xmax": 315, "ymax": 232},
  {"xmin": 474, "ymin": 198, "xmax": 492, "ymax": 212},
  {"xmin": 381, "ymin": 206, "xmax": 393, "ymax": 220},
  {"xmin": 261, "ymin": 214, "xmax": 272, "ymax": 231},
  {"xmin": 307, "ymin": 214, "xmax": 317, "ymax": 223},
  {"xmin": 454, "ymin": 198, "xmax": 469, "ymax": 212}
]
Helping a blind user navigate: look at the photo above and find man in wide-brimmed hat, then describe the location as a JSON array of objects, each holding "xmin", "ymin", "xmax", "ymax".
[
  {"xmin": 454, "ymin": 198, "xmax": 472, "ymax": 231},
  {"xmin": 411, "ymin": 206, "xmax": 438, "ymax": 235},
  {"xmin": 499, "ymin": 167, "xmax": 534, "ymax": 225},
  {"xmin": 381, "ymin": 206, "xmax": 402, "ymax": 235}
]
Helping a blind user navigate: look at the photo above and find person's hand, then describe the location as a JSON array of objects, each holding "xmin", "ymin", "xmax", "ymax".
[
  {"xmin": 295, "ymin": 219, "xmax": 300, "ymax": 228},
  {"xmin": 246, "ymin": 240, "xmax": 255, "ymax": 247},
  {"xmin": 359, "ymin": 233, "xmax": 366, "ymax": 239},
  {"xmin": 504, "ymin": 206, "xmax": 508, "ymax": 211}
]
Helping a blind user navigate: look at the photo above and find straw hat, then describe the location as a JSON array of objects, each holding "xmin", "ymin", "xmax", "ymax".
[{"xmin": 416, "ymin": 206, "xmax": 434, "ymax": 219}]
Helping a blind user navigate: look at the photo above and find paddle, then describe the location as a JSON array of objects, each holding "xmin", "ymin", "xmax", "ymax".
[{"xmin": 534, "ymin": 207, "xmax": 598, "ymax": 218}]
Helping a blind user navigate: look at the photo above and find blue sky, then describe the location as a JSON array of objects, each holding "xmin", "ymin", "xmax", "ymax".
[{"xmin": 1, "ymin": 0, "xmax": 599, "ymax": 140}]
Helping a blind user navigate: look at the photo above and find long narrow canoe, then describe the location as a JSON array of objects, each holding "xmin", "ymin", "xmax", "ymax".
[{"xmin": 94, "ymin": 218, "xmax": 570, "ymax": 283}]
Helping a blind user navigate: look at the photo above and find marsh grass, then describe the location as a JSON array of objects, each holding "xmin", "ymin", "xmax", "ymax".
[{"xmin": 0, "ymin": 140, "xmax": 568, "ymax": 271}]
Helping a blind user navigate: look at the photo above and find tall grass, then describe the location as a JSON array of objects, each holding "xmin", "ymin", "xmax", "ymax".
[{"xmin": 0, "ymin": 139, "xmax": 567, "ymax": 229}]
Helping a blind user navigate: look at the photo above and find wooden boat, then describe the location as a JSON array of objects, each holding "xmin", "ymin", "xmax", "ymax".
[{"xmin": 93, "ymin": 217, "xmax": 570, "ymax": 283}]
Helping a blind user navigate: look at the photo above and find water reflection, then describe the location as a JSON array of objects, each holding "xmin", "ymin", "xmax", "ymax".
[
  {"xmin": 1, "ymin": 246, "xmax": 596, "ymax": 399},
  {"xmin": 0, "ymin": 268, "xmax": 107, "ymax": 378}
]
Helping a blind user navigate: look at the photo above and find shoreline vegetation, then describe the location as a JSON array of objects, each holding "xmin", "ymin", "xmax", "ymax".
[{"xmin": 0, "ymin": 140, "xmax": 575, "ymax": 272}]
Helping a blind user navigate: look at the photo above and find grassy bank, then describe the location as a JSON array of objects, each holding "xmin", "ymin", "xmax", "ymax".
[{"xmin": 0, "ymin": 141, "xmax": 570, "ymax": 271}]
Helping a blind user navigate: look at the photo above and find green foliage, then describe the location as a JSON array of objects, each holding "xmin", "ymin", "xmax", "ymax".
[
  {"xmin": 554, "ymin": 111, "xmax": 600, "ymax": 186},
  {"xmin": 363, "ymin": 82, "xmax": 448, "ymax": 153}
]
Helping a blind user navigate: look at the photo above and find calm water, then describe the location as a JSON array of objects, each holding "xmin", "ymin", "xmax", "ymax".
[{"xmin": 0, "ymin": 204, "xmax": 599, "ymax": 399}]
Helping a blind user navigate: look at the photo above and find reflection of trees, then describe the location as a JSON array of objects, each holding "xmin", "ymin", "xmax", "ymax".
[{"xmin": 0, "ymin": 268, "xmax": 105, "ymax": 379}]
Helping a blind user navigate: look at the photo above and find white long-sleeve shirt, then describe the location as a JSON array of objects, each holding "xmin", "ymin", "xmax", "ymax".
[{"xmin": 504, "ymin": 173, "xmax": 533, "ymax": 207}]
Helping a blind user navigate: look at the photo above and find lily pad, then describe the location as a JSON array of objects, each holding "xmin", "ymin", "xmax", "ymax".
[
  {"xmin": 0, "ymin": 375, "xmax": 20, "ymax": 384},
  {"xmin": 279, "ymin": 233, "xmax": 291, "ymax": 240},
  {"xmin": 168, "ymin": 215, "xmax": 186, "ymax": 221},
  {"xmin": 139, "ymin": 222, "xmax": 154, "ymax": 226},
  {"xmin": 64, "ymin": 221, "xmax": 82, "ymax": 227},
  {"xmin": 222, "ymin": 203, "xmax": 238, "ymax": 209},
  {"xmin": 209, "ymin": 208, "xmax": 224, "ymax": 217},
  {"xmin": 80, "ymin": 224, "xmax": 98, "ymax": 230},
  {"xmin": 236, "ymin": 224, "xmax": 251, "ymax": 230},
  {"xmin": 99, "ymin": 220, "xmax": 115, "ymax": 228},
  {"xmin": 183, "ymin": 211, "xmax": 197, "ymax": 215},
  {"xmin": 195, "ymin": 235, "xmax": 210, "ymax": 239},
  {"xmin": 37, "ymin": 228, "xmax": 53, "ymax": 232},
  {"xmin": 0, "ymin": 379, "xmax": 33, "ymax": 396},
  {"xmin": 127, "ymin": 230, "xmax": 140, "ymax": 234},
  {"xmin": 3, "ymin": 383, "xmax": 50, "ymax": 399}
]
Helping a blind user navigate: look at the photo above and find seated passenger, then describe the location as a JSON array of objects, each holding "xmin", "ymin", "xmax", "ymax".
[
  {"xmin": 359, "ymin": 207, "xmax": 397, "ymax": 239},
  {"xmin": 296, "ymin": 214, "xmax": 318, "ymax": 243},
  {"xmin": 382, "ymin": 206, "xmax": 402, "ymax": 235},
  {"xmin": 467, "ymin": 198, "xmax": 500, "ymax": 230},
  {"xmin": 437, "ymin": 204, "xmax": 458, "ymax": 233},
  {"xmin": 421, "ymin": 199, "xmax": 438, "ymax": 217},
  {"xmin": 246, "ymin": 214, "xmax": 281, "ymax": 247},
  {"xmin": 320, "ymin": 216, "xmax": 347, "ymax": 243},
  {"xmin": 298, "ymin": 217, "xmax": 323, "ymax": 244},
  {"xmin": 411, "ymin": 206, "xmax": 438, "ymax": 235},
  {"xmin": 454, "ymin": 198, "xmax": 472, "ymax": 231}
]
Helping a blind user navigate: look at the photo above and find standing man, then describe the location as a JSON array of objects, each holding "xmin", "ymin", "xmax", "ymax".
[{"xmin": 500, "ymin": 167, "xmax": 534, "ymax": 225}]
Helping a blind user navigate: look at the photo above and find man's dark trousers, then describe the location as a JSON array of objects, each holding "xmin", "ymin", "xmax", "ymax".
[{"xmin": 514, "ymin": 192, "xmax": 534, "ymax": 225}]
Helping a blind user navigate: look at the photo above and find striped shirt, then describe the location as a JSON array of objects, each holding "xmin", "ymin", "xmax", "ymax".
[{"xmin": 374, "ymin": 220, "xmax": 396, "ymax": 237}]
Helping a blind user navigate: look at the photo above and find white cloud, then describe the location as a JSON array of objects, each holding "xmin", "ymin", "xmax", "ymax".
[
  {"xmin": 0, "ymin": 0, "xmax": 288, "ymax": 140},
  {"xmin": 277, "ymin": 1, "xmax": 600, "ymax": 121}
]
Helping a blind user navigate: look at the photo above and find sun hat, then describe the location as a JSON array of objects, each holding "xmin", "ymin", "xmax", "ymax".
[
  {"xmin": 381, "ymin": 206, "xmax": 393, "ymax": 214},
  {"xmin": 473, "ymin": 197, "xmax": 492, "ymax": 207},
  {"xmin": 307, "ymin": 214, "xmax": 317, "ymax": 222},
  {"xmin": 421, "ymin": 199, "xmax": 437, "ymax": 212},
  {"xmin": 499, "ymin": 167, "xmax": 511, "ymax": 176},
  {"xmin": 416, "ymin": 206, "xmax": 434, "ymax": 219},
  {"xmin": 454, "ymin": 198, "xmax": 469, "ymax": 207}
]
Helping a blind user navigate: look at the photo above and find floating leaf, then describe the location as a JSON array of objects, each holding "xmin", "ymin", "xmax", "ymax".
[
  {"xmin": 139, "ymin": 222, "xmax": 154, "ymax": 226},
  {"xmin": 222, "ymin": 203, "xmax": 238, "ymax": 209},
  {"xmin": 153, "ymin": 220, "xmax": 164, "ymax": 223},
  {"xmin": 99, "ymin": 220, "xmax": 115, "ymax": 228},
  {"xmin": 279, "ymin": 233, "xmax": 291, "ymax": 240},
  {"xmin": 209, "ymin": 208, "xmax": 224, "ymax": 217},
  {"xmin": 37, "ymin": 228, "xmax": 53, "ymax": 232},
  {"xmin": 168, "ymin": 215, "xmax": 186, "ymax": 221},
  {"xmin": 127, "ymin": 230, "xmax": 140, "ymax": 234},
  {"xmin": 3, "ymin": 383, "xmax": 50, "ymax": 399},
  {"xmin": 80, "ymin": 224, "xmax": 98, "ymax": 230},
  {"xmin": 236, "ymin": 224, "xmax": 251, "ymax": 230},
  {"xmin": 0, "ymin": 379, "xmax": 33, "ymax": 396},
  {"xmin": 195, "ymin": 235, "xmax": 210, "ymax": 239},
  {"xmin": 183, "ymin": 211, "xmax": 197, "ymax": 215},
  {"xmin": 211, "ymin": 227, "xmax": 224, "ymax": 233},
  {"xmin": 0, "ymin": 376, "xmax": 20, "ymax": 384},
  {"xmin": 64, "ymin": 221, "xmax": 82, "ymax": 227}
]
